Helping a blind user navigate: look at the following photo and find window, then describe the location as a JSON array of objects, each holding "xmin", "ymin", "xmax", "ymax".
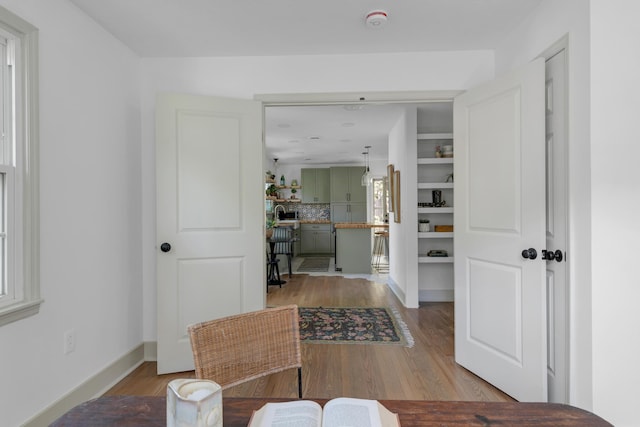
[
  {"xmin": 372, "ymin": 178, "xmax": 388, "ymax": 224},
  {"xmin": 0, "ymin": 6, "xmax": 40, "ymax": 327}
]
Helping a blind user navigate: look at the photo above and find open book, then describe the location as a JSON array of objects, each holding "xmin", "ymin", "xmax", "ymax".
[{"xmin": 248, "ymin": 397, "xmax": 400, "ymax": 427}]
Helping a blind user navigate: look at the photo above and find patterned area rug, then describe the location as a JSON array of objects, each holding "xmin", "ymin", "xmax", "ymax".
[
  {"xmin": 297, "ymin": 257, "xmax": 330, "ymax": 272},
  {"xmin": 299, "ymin": 306, "xmax": 414, "ymax": 347}
]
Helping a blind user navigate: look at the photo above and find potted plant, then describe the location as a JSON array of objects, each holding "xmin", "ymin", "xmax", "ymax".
[
  {"xmin": 266, "ymin": 184, "xmax": 278, "ymax": 198},
  {"xmin": 266, "ymin": 218, "xmax": 276, "ymax": 239}
]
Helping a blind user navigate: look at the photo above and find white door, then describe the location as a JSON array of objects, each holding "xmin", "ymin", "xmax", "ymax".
[
  {"xmin": 545, "ymin": 49, "xmax": 568, "ymax": 403},
  {"xmin": 454, "ymin": 58, "xmax": 547, "ymax": 401},
  {"xmin": 156, "ymin": 93, "xmax": 264, "ymax": 374}
]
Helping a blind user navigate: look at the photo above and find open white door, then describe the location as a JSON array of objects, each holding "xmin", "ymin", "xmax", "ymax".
[
  {"xmin": 454, "ymin": 58, "xmax": 547, "ymax": 401},
  {"xmin": 156, "ymin": 93, "xmax": 264, "ymax": 374}
]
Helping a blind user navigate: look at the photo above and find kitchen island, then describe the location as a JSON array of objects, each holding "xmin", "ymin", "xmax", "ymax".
[{"xmin": 335, "ymin": 223, "xmax": 388, "ymax": 274}]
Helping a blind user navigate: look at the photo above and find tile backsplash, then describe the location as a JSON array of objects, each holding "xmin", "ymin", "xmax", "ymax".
[{"xmin": 281, "ymin": 202, "xmax": 330, "ymax": 221}]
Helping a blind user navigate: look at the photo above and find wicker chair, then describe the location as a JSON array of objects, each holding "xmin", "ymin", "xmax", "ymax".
[{"xmin": 187, "ymin": 305, "xmax": 303, "ymax": 398}]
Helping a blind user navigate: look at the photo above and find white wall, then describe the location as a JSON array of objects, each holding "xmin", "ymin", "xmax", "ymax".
[
  {"xmin": 387, "ymin": 109, "xmax": 419, "ymax": 307},
  {"xmin": 590, "ymin": 2, "xmax": 640, "ymax": 426},
  {"xmin": 140, "ymin": 51, "xmax": 495, "ymax": 339},
  {"xmin": 496, "ymin": 1, "xmax": 640, "ymax": 425},
  {"xmin": 0, "ymin": 1, "xmax": 142, "ymax": 425}
]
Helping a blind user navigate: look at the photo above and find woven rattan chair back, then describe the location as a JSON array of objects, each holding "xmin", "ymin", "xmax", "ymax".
[{"xmin": 187, "ymin": 304, "xmax": 302, "ymax": 397}]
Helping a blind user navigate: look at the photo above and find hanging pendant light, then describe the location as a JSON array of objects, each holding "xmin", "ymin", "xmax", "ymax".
[{"xmin": 361, "ymin": 146, "xmax": 372, "ymax": 186}]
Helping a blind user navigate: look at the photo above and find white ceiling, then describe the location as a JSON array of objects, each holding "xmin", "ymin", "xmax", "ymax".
[
  {"xmin": 68, "ymin": 0, "xmax": 540, "ymax": 165},
  {"xmin": 266, "ymin": 103, "xmax": 453, "ymax": 165},
  {"xmin": 69, "ymin": 0, "xmax": 541, "ymax": 57}
]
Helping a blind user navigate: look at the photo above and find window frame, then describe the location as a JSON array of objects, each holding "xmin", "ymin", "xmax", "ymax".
[{"xmin": 0, "ymin": 6, "xmax": 40, "ymax": 327}]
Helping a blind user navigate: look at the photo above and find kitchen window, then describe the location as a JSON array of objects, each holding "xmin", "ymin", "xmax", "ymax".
[
  {"xmin": 372, "ymin": 178, "xmax": 388, "ymax": 224},
  {"xmin": 0, "ymin": 6, "xmax": 40, "ymax": 327}
]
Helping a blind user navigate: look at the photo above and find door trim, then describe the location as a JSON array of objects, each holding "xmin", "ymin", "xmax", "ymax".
[
  {"xmin": 259, "ymin": 91, "xmax": 461, "ymax": 310},
  {"xmin": 256, "ymin": 90, "xmax": 462, "ymax": 106},
  {"xmin": 540, "ymin": 35, "xmax": 571, "ymax": 405}
]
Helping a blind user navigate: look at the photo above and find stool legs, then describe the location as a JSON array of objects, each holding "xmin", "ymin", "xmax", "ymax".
[
  {"xmin": 266, "ymin": 257, "xmax": 283, "ymax": 291},
  {"xmin": 371, "ymin": 232, "xmax": 389, "ymax": 272}
]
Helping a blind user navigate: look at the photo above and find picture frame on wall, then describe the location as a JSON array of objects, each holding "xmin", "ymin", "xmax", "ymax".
[
  {"xmin": 387, "ymin": 164, "xmax": 395, "ymax": 212},
  {"xmin": 393, "ymin": 170, "xmax": 401, "ymax": 223}
]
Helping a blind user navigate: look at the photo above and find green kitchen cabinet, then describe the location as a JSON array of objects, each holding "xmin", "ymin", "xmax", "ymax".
[
  {"xmin": 301, "ymin": 168, "xmax": 330, "ymax": 203},
  {"xmin": 330, "ymin": 167, "xmax": 366, "ymax": 203},
  {"xmin": 331, "ymin": 202, "xmax": 367, "ymax": 223},
  {"xmin": 300, "ymin": 223, "xmax": 331, "ymax": 254}
]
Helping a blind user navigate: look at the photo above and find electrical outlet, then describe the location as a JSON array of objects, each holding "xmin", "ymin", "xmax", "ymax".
[{"xmin": 64, "ymin": 329, "xmax": 76, "ymax": 354}]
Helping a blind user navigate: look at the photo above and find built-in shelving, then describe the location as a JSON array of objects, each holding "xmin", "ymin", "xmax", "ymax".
[
  {"xmin": 418, "ymin": 256, "xmax": 454, "ymax": 263},
  {"xmin": 417, "ymin": 133, "xmax": 454, "ymax": 140},
  {"xmin": 418, "ymin": 232, "xmax": 454, "ymax": 239},
  {"xmin": 418, "ymin": 207, "xmax": 454, "ymax": 214},
  {"xmin": 417, "ymin": 131, "xmax": 455, "ymax": 298},
  {"xmin": 417, "ymin": 182, "xmax": 454, "ymax": 190},
  {"xmin": 417, "ymin": 158, "xmax": 454, "ymax": 165}
]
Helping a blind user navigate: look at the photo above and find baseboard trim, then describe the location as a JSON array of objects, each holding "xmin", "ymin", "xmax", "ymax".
[
  {"xmin": 23, "ymin": 344, "xmax": 144, "ymax": 427},
  {"xmin": 144, "ymin": 340, "xmax": 157, "ymax": 361},
  {"xmin": 386, "ymin": 276, "xmax": 407, "ymax": 305},
  {"xmin": 419, "ymin": 289, "xmax": 454, "ymax": 302}
]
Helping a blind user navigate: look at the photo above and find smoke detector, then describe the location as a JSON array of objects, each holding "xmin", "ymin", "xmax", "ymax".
[{"xmin": 365, "ymin": 10, "xmax": 388, "ymax": 28}]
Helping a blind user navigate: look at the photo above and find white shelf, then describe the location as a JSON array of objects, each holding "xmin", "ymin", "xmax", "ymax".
[
  {"xmin": 418, "ymin": 232, "xmax": 453, "ymax": 238},
  {"xmin": 418, "ymin": 256, "xmax": 454, "ymax": 263},
  {"xmin": 418, "ymin": 207, "xmax": 454, "ymax": 214},
  {"xmin": 418, "ymin": 158, "xmax": 454, "ymax": 165},
  {"xmin": 417, "ymin": 133, "xmax": 453, "ymax": 140},
  {"xmin": 418, "ymin": 182, "xmax": 454, "ymax": 190}
]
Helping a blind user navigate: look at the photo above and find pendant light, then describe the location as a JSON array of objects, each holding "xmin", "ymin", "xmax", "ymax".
[{"xmin": 361, "ymin": 146, "xmax": 372, "ymax": 186}]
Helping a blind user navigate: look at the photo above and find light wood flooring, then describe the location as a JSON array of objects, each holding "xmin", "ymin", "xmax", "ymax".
[{"xmin": 105, "ymin": 273, "xmax": 514, "ymax": 402}]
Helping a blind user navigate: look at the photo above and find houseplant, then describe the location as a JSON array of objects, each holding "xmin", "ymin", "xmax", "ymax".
[{"xmin": 266, "ymin": 218, "xmax": 276, "ymax": 239}]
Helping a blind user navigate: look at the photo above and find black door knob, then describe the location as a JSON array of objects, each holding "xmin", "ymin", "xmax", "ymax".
[
  {"xmin": 521, "ymin": 248, "xmax": 537, "ymax": 260},
  {"xmin": 160, "ymin": 242, "xmax": 171, "ymax": 253},
  {"xmin": 542, "ymin": 249, "xmax": 564, "ymax": 262},
  {"xmin": 554, "ymin": 249, "xmax": 564, "ymax": 262}
]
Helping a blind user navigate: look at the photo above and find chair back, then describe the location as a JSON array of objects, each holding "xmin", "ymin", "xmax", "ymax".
[
  {"xmin": 187, "ymin": 305, "xmax": 301, "ymax": 390},
  {"xmin": 271, "ymin": 227, "xmax": 290, "ymax": 241},
  {"xmin": 271, "ymin": 227, "xmax": 293, "ymax": 255}
]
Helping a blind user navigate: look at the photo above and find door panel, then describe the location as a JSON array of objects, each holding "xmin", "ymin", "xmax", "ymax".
[
  {"xmin": 454, "ymin": 58, "xmax": 547, "ymax": 401},
  {"xmin": 178, "ymin": 113, "xmax": 241, "ymax": 229},
  {"xmin": 468, "ymin": 259, "xmax": 522, "ymax": 364},
  {"xmin": 156, "ymin": 93, "xmax": 263, "ymax": 374}
]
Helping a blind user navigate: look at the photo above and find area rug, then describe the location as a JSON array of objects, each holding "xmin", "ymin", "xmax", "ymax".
[
  {"xmin": 299, "ymin": 306, "xmax": 414, "ymax": 347},
  {"xmin": 297, "ymin": 257, "xmax": 330, "ymax": 272}
]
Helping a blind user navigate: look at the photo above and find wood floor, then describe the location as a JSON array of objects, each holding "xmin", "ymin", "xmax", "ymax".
[{"xmin": 105, "ymin": 273, "xmax": 514, "ymax": 402}]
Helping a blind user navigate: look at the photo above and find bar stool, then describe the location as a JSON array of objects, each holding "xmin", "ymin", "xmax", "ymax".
[
  {"xmin": 266, "ymin": 252, "xmax": 283, "ymax": 292},
  {"xmin": 372, "ymin": 230, "xmax": 389, "ymax": 271}
]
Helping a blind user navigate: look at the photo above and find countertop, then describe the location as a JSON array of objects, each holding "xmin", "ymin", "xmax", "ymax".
[
  {"xmin": 334, "ymin": 223, "xmax": 389, "ymax": 229},
  {"xmin": 274, "ymin": 219, "xmax": 331, "ymax": 229}
]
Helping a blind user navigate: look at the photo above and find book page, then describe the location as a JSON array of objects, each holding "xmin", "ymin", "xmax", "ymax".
[
  {"xmin": 322, "ymin": 398, "xmax": 394, "ymax": 427},
  {"xmin": 250, "ymin": 400, "xmax": 323, "ymax": 427}
]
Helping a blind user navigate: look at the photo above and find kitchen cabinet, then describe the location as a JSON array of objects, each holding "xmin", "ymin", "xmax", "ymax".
[
  {"xmin": 300, "ymin": 223, "xmax": 331, "ymax": 254},
  {"xmin": 301, "ymin": 168, "xmax": 329, "ymax": 203},
  {"xmin": 331, "ymin": 202, "xmax": 366, "ymax": 223},
  {"xmin": 330, "ymin": 167, "xmax": 366, "ymax": 203},
  {"xmin": 335, "ymin": 227, "xmax": 372, "ymax": 274}
]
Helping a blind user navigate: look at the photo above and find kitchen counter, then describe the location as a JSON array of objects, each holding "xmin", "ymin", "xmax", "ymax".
[
  {"xmin": 335, "ymin": 227, "xmax": 376, "ymax": 274},
  {"xmin": 299, "ymin": 219, "xmax": 331, "ymax": 224},
  {"xmin": 334, "ymin": 222, "xmax": 389, "ymax": 229},
  {"xmin": 274, "ymin": 220, "xmax": 299, "ymax": 229}
]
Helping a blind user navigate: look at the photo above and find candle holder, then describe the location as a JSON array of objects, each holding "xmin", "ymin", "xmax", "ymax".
[{"xmin": 167, "ymin": 379, "xmax": 222, "ymax": 427}]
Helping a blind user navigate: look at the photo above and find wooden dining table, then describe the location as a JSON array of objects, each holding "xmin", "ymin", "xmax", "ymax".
[{"xmin": 50, "ymin": 395, "xmax": 612, "ymax": 426}]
